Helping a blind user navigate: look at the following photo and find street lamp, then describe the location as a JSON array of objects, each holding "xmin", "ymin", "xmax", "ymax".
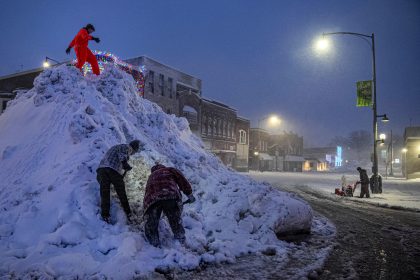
[
  {"xmin": 377, "ymin": 114, "xmax": 389, "ymax": 123},
  {"xmin": 316, "ymin": 31, "xmax": 385, "ymax": 193},
  {"xmin": 43, "ymin": 56, "xmax": 61, "ymax": 68}
]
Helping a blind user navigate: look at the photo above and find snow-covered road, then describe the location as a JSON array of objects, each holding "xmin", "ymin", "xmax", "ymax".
[
  {"xmin": 249, "ymin": 171, "xmax": 420, "ymax": 211},
  {"xmin": 249, "ymin": 171, "xmax": 420, "ymax": 279}
]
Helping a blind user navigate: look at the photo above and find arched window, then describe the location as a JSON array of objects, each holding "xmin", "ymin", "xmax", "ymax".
[{"xmin": 239, "ymin": 130, "xmax": 246, "ymax": 144}]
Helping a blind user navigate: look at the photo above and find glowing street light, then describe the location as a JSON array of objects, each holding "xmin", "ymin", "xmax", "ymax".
[
  {"xmin": 315, "ymin": 37, "xmax": 330, "ymax": 52},
  {"xmin": 379, "ymin": 133, "xmax": 386, "ymax": 140},
  {"xmin": 43, "ymin": 57, "xmax": 61, "ymax": 68},
  {"xmin": 259, "ymin": 114, "xmax": 281, "ymax": 129},
  {"xmin": 268, "ymin": 115, "xmax": 281, "ymax": 126}
]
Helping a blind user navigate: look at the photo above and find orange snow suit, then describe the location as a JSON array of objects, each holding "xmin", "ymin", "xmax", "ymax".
[{"xmin": 69, "ymin": 28, "xmax": 100, "ymax": 75}]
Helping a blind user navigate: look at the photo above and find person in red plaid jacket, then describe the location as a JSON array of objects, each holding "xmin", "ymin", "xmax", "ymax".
[
  {"xmin": 96, "ymin": 140, "xmax": 143, "ymax": 223},
  {"xmin": 143, "ymin": 164, "xmax": 195, "ymax": 247}
]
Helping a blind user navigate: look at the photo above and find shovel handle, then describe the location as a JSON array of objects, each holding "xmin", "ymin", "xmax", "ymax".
[{"xmin": 182, "ymin": 199, "xmax": 192, "ymax": 205}]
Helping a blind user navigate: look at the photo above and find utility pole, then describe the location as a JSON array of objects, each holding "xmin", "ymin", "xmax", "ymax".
[{"xmin": 389, "ymin": 130, "xmax": 394, "ymax": 176}]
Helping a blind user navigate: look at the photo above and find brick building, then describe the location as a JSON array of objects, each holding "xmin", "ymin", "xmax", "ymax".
[
  {"xmin": 249, "ymin": 130, "xmax": 304, "ymax": 172},
  {"xmin": 403, "ymin": 126, "xmax": 420, "ymax": 179}
]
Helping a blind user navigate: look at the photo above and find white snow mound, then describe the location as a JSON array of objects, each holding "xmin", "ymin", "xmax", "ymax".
[{"xmin": 0, "ymin": 65, "xmax": 313, "ymax": 278}]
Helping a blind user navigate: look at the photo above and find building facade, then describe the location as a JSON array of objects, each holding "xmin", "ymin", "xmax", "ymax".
[
  {"xmin": 249, "ymin": 128, "xmax": 272, "ymax": 171},
  {"xmin": 249, "ymin": 130, "xmax": 304, "ymax": 172},
  {"xmin": 403, "ymin": 127, "xmax": 420, "ymax": 179},
  {"xmin": 303, "ymin": 146, "xmax": 343, "ymax": 171},
  {"xmin": 269, "ymin": 133, "xmax": 304, "ymax": 172},
  {"xmin": 0, "ymin": 68, "xmax": 44, "ymax": 114}
]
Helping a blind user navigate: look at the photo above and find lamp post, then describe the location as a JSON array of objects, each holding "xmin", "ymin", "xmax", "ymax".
[
  {"xmin": 43, "ymin": 56, "xmax": 61, "ymax": 68},
  {"xmin": 388, "ymin": 130, "xmax": 394, "ymax": 177},
  {"xmin": 317, "ymin": 32, "xmax": 386, "ymax": 193}
]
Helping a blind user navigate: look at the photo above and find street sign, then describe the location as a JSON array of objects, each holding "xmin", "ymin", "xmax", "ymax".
[{"xmin": 356, "ymin": 80, "xmax": 373, "ymax": 107}]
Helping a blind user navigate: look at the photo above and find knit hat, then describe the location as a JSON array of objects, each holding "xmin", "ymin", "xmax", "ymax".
[
  {"xmin": 85, "ymin": 24, "xmax": 95, "ymax": 31},
  {"xmin": 129, "ymin": 140, "xmax": 141, "ymax": 152}
]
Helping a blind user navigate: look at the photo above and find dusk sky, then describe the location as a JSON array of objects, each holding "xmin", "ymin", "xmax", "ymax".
[{"xmin": 1, "ymin": 0, "xmax": 419, "ymax": 146}]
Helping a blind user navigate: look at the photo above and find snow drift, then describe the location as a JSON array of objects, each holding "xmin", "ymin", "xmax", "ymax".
[{"xmin": 0, "ymin": 65, "xmax": 314, "ymax": 278}]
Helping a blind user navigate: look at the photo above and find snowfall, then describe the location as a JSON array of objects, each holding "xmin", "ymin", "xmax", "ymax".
[{"xmin": 0, "ymin": 65, "xmax": 334, "ymax": 279}]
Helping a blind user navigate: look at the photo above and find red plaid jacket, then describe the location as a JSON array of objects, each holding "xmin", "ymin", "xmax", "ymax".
[{"xmin": 143, "ymin": 164, "xmax": 192, "ymax": 213}]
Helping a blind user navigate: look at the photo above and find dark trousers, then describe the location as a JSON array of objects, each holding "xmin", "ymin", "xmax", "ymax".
[
  {"xmin": 96, "ymin": 167, "xmax": 131, "ymax": 218},
  {"xmin": 144, "ymin": 199, "xmax": 185, "ymax": 247},
  {"xmin": 360, "ymin": 184, "xmax": 370, "ymax": 198}
]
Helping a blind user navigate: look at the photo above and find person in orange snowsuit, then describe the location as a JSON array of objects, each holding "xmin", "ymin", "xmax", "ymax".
[{"xmin": 66, "ymin": 24, "xmax": 101, "ymax": 75}]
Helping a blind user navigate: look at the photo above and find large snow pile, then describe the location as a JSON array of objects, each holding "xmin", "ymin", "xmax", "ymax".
[{"xmin": 0, "ymin": 65, "xmax": 315, "ymax": 278}]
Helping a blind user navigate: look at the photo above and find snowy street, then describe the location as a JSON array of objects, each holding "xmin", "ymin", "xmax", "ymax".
[{"xmin": 250, "ymin": 172, "xmax": 420, "ymax": 279}]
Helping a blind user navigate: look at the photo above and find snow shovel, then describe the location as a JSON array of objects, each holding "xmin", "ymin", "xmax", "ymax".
[{"xmin": 182, "ymin": 198, "xmax": 194, "ymax": 205}]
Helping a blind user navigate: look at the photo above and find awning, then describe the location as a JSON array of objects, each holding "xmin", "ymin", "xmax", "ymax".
[
  {"xmin": 284, "ymin": 155, "xmax": 305, "ymax": 162},
  {"xmin": 258, "ymin": 153, "xmax": 274, "ymax": 161}
]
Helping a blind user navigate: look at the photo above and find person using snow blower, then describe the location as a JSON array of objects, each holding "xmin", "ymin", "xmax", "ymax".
[
  {"xmin": 96, "ymin": 140, "xmax": 143, "ymax": 223},
  {"xmin": 66, "ymin": 24, "xmax": 101, "ymax": 75},
  {"xmin": 356, "ymin": 167, "xmax": 370, "ymax": 198},
  {"xmin": 143, "ymin": 164, "xmax": 196, "ymax": 247}
]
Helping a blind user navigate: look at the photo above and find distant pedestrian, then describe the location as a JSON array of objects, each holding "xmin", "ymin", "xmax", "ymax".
[
  {"xmin": 143, "ymin": 164, "xmax": 196, "ymax": 247},
  {"xmin": 66, "ymin": 24, "xmax": 101, "ymax": 75},
  {"xmin": 96, "ymin": 140, "xmax": 143, "ymax": 223},
  {"xmin": 356, "ymin": 167, "xmax": 370, "ymax": 198}
]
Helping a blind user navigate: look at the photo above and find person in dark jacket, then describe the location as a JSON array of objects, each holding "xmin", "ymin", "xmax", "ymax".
[
  {"xmin": 143, "ymin": 164, "xmax": 195, "ymax": 247},
  {"xmin": 96, "ymin": 140, "xmax": 143, "ymax": 223},
  {"xmin": 356, "ymin": 167, "xmax": 370, "ymax": 198}
]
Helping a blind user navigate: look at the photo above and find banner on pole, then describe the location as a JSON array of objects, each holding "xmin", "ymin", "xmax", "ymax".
[{"xmin": 356, "ymin": 80, "xmax": 373, "ymax": 107}]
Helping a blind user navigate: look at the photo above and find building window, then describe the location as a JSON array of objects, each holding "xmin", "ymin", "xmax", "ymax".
[
  {"xmin": 148, "ymin": 71, "xmax": 155, "ymax": 94},
  {"xmin": 213, "ymin": 119, "xmax": 217, "ymax": 136},
  {"xmin": 168, "ymin": 77, "xmax": 173, "ymax": 99},
  {"xmin": 239, "ymin": 130, "xmax": 246, "ymax": 144},
  {"xmin": 159, "ymin": 74, "xmax": 164, "ymax": 96},
  {"xmin": 208, "ymin": 117, "xmax": 212, "ymax": 135},
  {"xmin": 202, "ymin": 115, "xmax": 207, "ymax": 135}
]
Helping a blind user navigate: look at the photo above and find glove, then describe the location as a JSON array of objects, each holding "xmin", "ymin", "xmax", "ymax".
[
  {"xmin": 122, "ymin": 160, "xmax": 132, "ymax": 171},
  {"xmin": 187, "ymin": 194, "xmax": 196, "ymax": 203},
  {"xmin": 92, "ymin": 37, "xmax": 100, "ymax": 43},
  {"xmin": 66, "ymin": 46, "xmax": 71, "ymax": 54},
  {"xmin": 127, "ymin": 213, "xmax": 133, "ymax": 224}
]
